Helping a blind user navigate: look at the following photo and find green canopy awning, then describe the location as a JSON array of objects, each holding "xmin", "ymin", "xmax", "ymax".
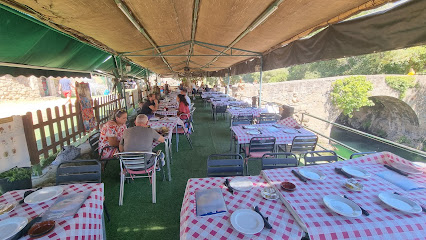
[{"xmin": 0, "ymin": 5, "xmax": 145, "ymax": 78}]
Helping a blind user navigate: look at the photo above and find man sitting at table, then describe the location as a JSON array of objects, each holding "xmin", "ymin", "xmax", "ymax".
[
  {"xmin": 119, "ymin": 114, "xmax": 165, "ymax": 167},
  {"xmin": 139, "ymin": 93, "xmax": 158, "ymax": 119}
]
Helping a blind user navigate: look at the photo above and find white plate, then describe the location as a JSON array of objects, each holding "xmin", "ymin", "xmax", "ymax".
[
  {"xmin": 299, "ymin": 169, "xmax": 326, "ymax": 180},
  {"xmin": 230, "ymin": 177, "xmax": 253, "ymax": 192},
  {"xmin": 0, "ymin": 217, "xmax": 28, "ymax": 239},
  {"xmin": 243, "ymin": 126, "xmax": 256, "ymax": 129},
  {"xmin": 230, "ymin": 209, "xmax": 264, "ymax": 234},
  {"xmin": 341, "ymin": 166, "xmax": 371, "ymax": 178},
  {"xmin": 378, "ymin": 192, "xmax": 422, "ymax": 214},
  {"xmin": 282, "ymin": 128, "xmax": 298, "ymax": 134},
  {"xmin": 323, "ymin": 195, "xmax": 362, "ymax": 217},
  {"xmin": 0, "ymin": 203, "xmax": 17, "ymax": 216},
  {"xmin": 391, "ymin": 162, "xmax": 423, "ymax": 175},
  {"xmin": 412, "ymin": 162, "xmax": 426, "ymax": 169},
  {"xmin": 24, "ymin": 186, "xmax": 63, "ymax": 204},
  {"xmin": 150, "ymin": 118, "xmax": 159, "ymax": 121},
  {"xmin": 261, "ymin": 187, "xmax": 279, "ymax": 200},
  {"xmin": 246, "ymin": 130, "xmax": 260, "ymax": 135}
]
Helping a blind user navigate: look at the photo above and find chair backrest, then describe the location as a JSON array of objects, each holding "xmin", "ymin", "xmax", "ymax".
[
  {"xmin": 56, "ymin": 160, "xmax": 101, "ymax": 185},
  {"xmin": 232, "ymin": 115, "xmax": 253, "ymax": 126},
  {"xmin": 215, "ymin": 105, "xmax": 228, "ymax": 113},
  {"xmin": 290, "ymin": 136, "xmax": 318, "ymax": 153},
  {"xmin": 303, "ymin": 150, "xmax": 337, "ymax": 165},
  {"xmin": 115, "ymin": 152, "xmax": 158, "ymax": 173},
  {"xmin": 249, "ymin": 137, "xmax": 276, "ymax": 153},
  {"xmin": 88, "ymin": 131, "xmax": 100, "ymax": 153},
  {"xmin": 207, "ymin": 154, "xmax": 244, "ymax": 177},
  {"xmin": 349, "ymin": 151, "xmax": 376, "ymax": 159},
  {"xmin": 261, "ymin": 152, "xmax": 298, "ymax": 170},
  {"xmin": 259, "ymin": 113, "xmax": 280, "ymax": 124}
]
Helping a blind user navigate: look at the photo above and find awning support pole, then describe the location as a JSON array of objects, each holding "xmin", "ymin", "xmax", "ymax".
[
  {"xmin": 259, "ymin": 57, "xmax": 263, "ymax": 108},
  {"xmin": 227, "ymin": 69, "xmax": 231, "ymax": 95}
]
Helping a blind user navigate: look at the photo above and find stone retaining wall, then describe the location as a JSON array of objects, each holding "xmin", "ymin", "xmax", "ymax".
[{"xmin": 0, "ymin": 75, "xmax": 43, "ymax": 101}]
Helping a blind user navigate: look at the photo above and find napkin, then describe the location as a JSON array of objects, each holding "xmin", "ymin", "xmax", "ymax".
[
  {"xmin": 195, "ymin": 188, "xmax": 227, "ymax": 217},
  {"xmin": 376, "ymin": 171, "xmax": 425, "ymax": 191}
]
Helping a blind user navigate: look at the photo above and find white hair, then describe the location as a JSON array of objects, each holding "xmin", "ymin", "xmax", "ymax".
[{"xmin": 135, "ymin": 114, "xmax": 148, "ymax": 123}]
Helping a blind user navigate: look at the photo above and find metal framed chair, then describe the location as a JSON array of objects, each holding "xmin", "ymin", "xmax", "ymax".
[
  {"xmin": 56, "ymin": 159, "xmax": 110, "ymax": 222},
  {"xmin": 244, "ymin": 137, "xmax": 276, "ymax": 175},
  {"xmin": 229, "ymin": 114, "xmax": 254, "ymax": 152},
  {"xmin": 349, "ymin": 151, "xmax": 376, "ymax": 159},
  {"xmin": 303, "ymin": 150, "xmax": 338, "ymax": 165},
  {"xmin": 174, "ymin": 115, "xmax": 193, "ymax": 152},
  {"xmin": 285, "ymin": 135, "xmax": 318, "ymax": 154},
  {"xmin": 88, "ymin": 131, "xmax": 118, "ymax": 170},
  {"xmin": 258, "ymin": 113, "xmax": 280, "ymax": 124},
  {"xmin": 207, "ymin": 154, "xmax": 244, "ymax": 177},
  {"xmin": 115, "ymin": 151, "xmax": 160, "ymax": 205},
  {"xmin": 213, "ymin": 104, "xmax": 228, "ymax": 122},
  {"xmin": 261, "ymin": 152, "xmax": 298, "ymax": 170}
]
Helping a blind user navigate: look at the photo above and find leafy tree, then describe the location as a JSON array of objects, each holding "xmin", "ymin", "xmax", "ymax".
[{"xmin": 331, "ymin": 76, "xmax": 374, "ymax": 117}]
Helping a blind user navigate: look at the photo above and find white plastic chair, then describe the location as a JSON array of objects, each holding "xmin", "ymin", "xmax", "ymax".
[{"xmin": 115, "ymin": 151, "xmax": 160, "ymax": 205}]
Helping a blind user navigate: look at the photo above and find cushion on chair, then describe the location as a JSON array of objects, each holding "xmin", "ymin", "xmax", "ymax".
[{"xmin": 244, "ymin": 147, "xmax": 269, "ymax": 158}]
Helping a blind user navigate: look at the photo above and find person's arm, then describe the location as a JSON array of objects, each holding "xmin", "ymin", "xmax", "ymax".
[
  {"xmin": 153, "ymin": 129, "xmax": 165, "ymax": 143},
  {"xmin": 107, "ymin": 137, "xmax": 120, "ymax": 147},
  {"xmin": 149, "ymin": 99, "xmax": 159, "ymax": 111},
  {"xmin": 119, "ymin": 138, "xmax": 124, "ymax": 152},
  {"xmin": 157, "ymin": 135, "xmax": 165, "ymax": 143}
]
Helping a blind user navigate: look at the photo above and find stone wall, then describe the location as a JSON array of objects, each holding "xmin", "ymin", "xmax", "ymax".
[
  {"xmin": 0, "ymin": 75, "xmax": 43, "ymax": 101},
  {"xmin": 231, "ymin": 75, "xmax": 425, "ymax": 149}
]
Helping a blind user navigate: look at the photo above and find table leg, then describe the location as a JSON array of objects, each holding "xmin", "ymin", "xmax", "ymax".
[{"xmin": 165, "ymin": 140, "xmax": 172, "ymax": 181}]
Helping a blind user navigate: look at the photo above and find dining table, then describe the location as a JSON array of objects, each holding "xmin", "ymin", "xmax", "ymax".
[
  {"xmin": 180, "ymin": 176, "xmax": 305, "ymax": 240},
  {"xmin": 0, "ymin": 183, "xmax": 105, "ymax": 240},
  {"xmin": 149, "ymin": 117, "xmax": 179, "ymax": 181},
  {"xmin": 180, "ymin": 152, "xmax": 426, "ymax": 239},
  {"xmin": 231, "ymin": 121, "xmax": 315, "ymax": 154}
]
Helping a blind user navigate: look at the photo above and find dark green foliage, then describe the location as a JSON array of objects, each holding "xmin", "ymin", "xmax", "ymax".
[{"xmin": 0, "ymin": 167, "xmax": 32, "ymax": 182}]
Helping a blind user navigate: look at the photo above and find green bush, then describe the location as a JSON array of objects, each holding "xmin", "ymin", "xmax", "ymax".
[
  {"xmin": 331, "ymin": 76, "xmax": 374, "ymax": 117},
  {"xmin": 0, "ymin": 167, "xmax": 32, "ymax": 182},
  {"xmin": 385, "ymin": 76, "xmax": 416, "ymax": 99}
]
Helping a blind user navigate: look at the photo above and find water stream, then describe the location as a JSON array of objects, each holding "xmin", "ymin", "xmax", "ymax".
[{"xmin": 330, "ymin": 127, "xmax": 425, "ymax": 162}]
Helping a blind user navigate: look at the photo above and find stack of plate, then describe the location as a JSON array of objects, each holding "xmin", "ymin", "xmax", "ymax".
[
  {"xmin": 299, "ymin": 169, "xmax": 326, "ymax": 181},
  {"xmin": 230, "ymin": 209, "xmax": 264, "ymax": 234},
  {"xmin": 341, "ymin": 166, "xmax": 371, "ymax": 178}
]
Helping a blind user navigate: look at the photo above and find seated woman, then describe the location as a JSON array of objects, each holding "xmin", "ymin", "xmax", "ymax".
[
  {"xmin": 139, "ymin": 93, "xmax": 158, "ymax": 119},
  {"xmin": 98, "ymin": 109, "xmax": 127, "ymax": 159},
  {"xmin": 177, "ymin": 94, "xmax": 190, "ymax": 120}
]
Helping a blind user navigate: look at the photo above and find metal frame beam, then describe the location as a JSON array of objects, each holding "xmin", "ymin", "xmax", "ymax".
[
  {"xmin": 186, "ymin": 0, "xmax": 200, "ymax": 67},
  {"xmin": 114, "ymin": 0, "xmax": 174, "ymax": 72}
]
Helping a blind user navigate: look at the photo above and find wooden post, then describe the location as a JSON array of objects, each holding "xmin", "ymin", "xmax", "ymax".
[
  {"xmin": 22, "ymin": 112, "xmax": 40, "ymax": 165},
  {"xmin": 36, "ymin": 110, "xmax": 48, "ymax": 159},
  {"xmin": 46, "ymin": 108, "xmax": 57, "ymax": 154},
  {"xmin": 94, "ymin": 99, "xmax": 100, "ymax": 130},
  {"xmin": 54, "ymin": 106, "xmax": 64, "ymax": 149}
]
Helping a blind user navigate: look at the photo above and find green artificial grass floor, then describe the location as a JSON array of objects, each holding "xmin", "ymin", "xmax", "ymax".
[{"xmin": 102, "ymin": 98, "xmax": 261, "ymax": 239}]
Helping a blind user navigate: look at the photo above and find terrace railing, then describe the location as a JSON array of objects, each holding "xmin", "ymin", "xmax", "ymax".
[{"xmin": 300, "ymin": 113, "xmax": 426, "ymax": 161}]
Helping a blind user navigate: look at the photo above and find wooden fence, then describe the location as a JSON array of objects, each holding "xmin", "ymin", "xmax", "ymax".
[{"xmin": 22, "ymin": 93, "xmax": 138, "ymax": 165}]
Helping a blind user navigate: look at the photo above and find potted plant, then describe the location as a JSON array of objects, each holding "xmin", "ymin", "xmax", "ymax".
[{"xmin": 0, "ymin": 166, "xmax": 32, "ymax": 194}]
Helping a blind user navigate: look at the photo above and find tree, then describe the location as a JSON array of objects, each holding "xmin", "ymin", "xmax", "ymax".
[{"xmin": 331, "ymin": 76, "xmax": 375, "ymax": 117}]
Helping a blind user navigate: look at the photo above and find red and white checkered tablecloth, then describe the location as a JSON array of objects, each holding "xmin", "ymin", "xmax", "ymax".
[
  {"xmin": 149, "ymin": 119, "xmax": 178, "ymax": 148},
  {"xmin": 155, "ymin": 109, "xmax": 178, "ymax": 116},
  {"xmin": 231, "ymin": 123, "xmax": 315, "ymax": 145},
  {"xmin": 180, "ymin": 176, "xmax": 303, "ymax": 240},
  {"xmin": 227, "ymin": 108, "xmax": 266, "ymax": 117},
  {"xmin": 0, "ymin": 183, "xmax": 104, "ymax": 240},
  {"xmin": 261, "ymin": 152, "xmax": 426, "ymax": 240},
  {"xmin": 277, "ymin": 117, "xmax": 301, "ymax": 128}
]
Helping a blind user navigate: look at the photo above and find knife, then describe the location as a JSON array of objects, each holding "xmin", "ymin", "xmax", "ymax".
[
  {"xmin": 224, "ymin": 179, "xmax": 234, "ymax": 195},
  {"xmin": 384, "ymin": 164, "xmax": 408, "ymax": 176},
  {"xmin": 394, "ymin": 192, "xmax": 426, "ymax": 212},
  {"xmin": 335, "ymin": 168, "xmax": 352, "ymax": 178},
  {"xmin": 343, "ymin": 195, "xmax": 370, "ymax": 216},
  {"xmin": 254, "ymin": 206, "xmax": 273, "ymax": 229},
  {"xmin": 291, "ymin": 170, "xmax": 307, "ymax": 182}
]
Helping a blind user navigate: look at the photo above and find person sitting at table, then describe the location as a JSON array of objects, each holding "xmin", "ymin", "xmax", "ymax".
[
  {"xmin": 99, "ymin": 109, "xmax": 127, "ymax": 159},
  {"xmin": 139, "ymin": 93, "xmax": 158, "ymax": 119},
  {"xmin": 180, "ymin": 88, "xmax": 191, "ymax": 107},
  {"xmin": 177, "ymin": 94, "xmax": 190, "ymax": 120},
  {"xmin": 119, "ymin": 114, "xmax": 165, "ymax": 167}
]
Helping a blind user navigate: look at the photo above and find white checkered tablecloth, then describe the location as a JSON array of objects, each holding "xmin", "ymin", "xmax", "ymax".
[
  {"xmin": 180, "ymin": 176, "xmax": 303, "ymax": 240},
  {"xmin": 0, "ymin": 183, "xmax": 104, "ymax": 240},
  {"xmin": 231, "ymin": 123, "xmax": 315, "ymax": 145},
  {"xmin": 227, "ymin": 108, "xmax": 266, "ymax": 117},
  {"xmin": 261, "ymin": 152, "xmax": 426, "ymax": 240}
]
